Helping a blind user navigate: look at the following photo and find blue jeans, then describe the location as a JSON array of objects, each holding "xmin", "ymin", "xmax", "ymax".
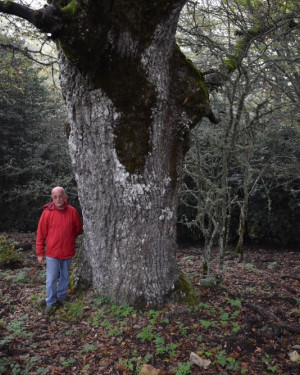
[{"xmin": 46, "ymin": 257, "xmax": 72, "ymax": 306}]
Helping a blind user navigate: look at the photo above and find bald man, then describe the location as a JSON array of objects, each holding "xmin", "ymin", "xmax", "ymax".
[{"xmin": 36, "ymin": 186, "xmax": 82, "ymax": 314}]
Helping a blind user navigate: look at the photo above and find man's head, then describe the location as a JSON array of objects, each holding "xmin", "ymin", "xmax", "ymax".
[{"xmin": 51, "ymin": 186, "xmax": 66, "ymax": 210}]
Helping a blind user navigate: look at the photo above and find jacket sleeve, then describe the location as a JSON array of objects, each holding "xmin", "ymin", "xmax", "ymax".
[
  {"xmin": 36, "ymin": 211, "xmax": 48, "ymax": 256},
  {"xmin": 74, "ymin": 210, "xmax": 83, "ymax": 237}
]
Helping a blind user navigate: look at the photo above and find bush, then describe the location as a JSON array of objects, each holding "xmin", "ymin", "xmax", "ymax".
[{"xmin": 0, "ymin": 235, "xmax": 20, "ymax": 266}]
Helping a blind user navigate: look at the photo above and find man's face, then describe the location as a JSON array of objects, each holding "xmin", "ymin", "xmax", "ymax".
[{"xmin": 51, "ymin": 188, "xmax": 66, "ymax": 210}]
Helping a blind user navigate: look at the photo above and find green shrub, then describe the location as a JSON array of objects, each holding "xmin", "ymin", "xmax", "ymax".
[{"xmin": 0, "ymin": 235, "xmax": 20, "ymax": 265}]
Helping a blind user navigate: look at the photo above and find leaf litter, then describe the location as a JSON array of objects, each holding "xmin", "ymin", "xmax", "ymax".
[{"xmin": 0, "ymin": 232, "xmax": 299, "ymax": 374}]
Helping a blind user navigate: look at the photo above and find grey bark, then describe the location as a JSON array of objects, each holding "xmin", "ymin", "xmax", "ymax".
[{"xmin": 58, "ymin": 17, "xmax": 187, "ymax": 307}]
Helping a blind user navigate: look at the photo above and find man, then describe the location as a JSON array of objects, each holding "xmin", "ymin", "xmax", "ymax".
[{"xmin": 36, "ymin": 186, "xmax": 82, "ymax": 314}]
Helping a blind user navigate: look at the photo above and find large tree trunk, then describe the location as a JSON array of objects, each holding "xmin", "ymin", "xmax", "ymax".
[
  {"xmin": 55, "ymin": 2, "xmax": 211, "ymax": 308},
  {"xmin": 59, "ymin": 49, "xmax": 182, "ymax": 307}
]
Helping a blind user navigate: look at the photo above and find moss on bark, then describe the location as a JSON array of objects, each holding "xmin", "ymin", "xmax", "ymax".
[
  {"xmin": 170, "ymin": 45, "xmax": 210, "ymax": 125},
  {"xmin": 90, "ymin": 50, "xmax": 156, "ymax": 174},
  {"xmin": 170, "ymin": 273, "xmax": 197, "ymax": 306},
  {"xmin": 166, "ymin": 45, "xmax": 210, "ymax": 185},
  {"xmin": 61, "ymin": 0, "xmax": 78, "ymax": 15}
]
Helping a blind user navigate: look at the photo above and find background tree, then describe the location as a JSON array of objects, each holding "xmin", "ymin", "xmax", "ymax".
[
  {"xmin": 178, "ymin": 0, "xmax": 300, "ymax": 255},
  {"xmin": 0, "ymin": 33, "xmax": 76, "ymax": 231},
  {"xmin": 247, "ymin": 124, "xmax": 300, "ymax": 245}
]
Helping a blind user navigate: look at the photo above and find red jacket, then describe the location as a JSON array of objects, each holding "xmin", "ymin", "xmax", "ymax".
[{"xmin": 36, "ymin": 201, "xmax": 83, "ymax": 259}]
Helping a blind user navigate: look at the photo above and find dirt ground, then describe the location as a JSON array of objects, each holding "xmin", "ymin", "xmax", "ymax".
[{"xmin": 0, "ymin": 232, "xmax": 299, "ymax": 374}]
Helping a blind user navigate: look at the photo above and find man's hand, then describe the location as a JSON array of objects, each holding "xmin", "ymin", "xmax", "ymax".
[{"xmin": 37, "ymin": 255, "xmax": 44, "ymax": 265}]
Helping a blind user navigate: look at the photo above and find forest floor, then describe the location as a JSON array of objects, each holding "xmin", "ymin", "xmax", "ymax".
[{"xmin": 0, "ymin": 232, "xmax": 299, "ymax": 375}]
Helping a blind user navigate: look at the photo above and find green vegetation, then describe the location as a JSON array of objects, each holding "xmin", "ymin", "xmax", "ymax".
[
  {"xmin": 59, "ymin": 356, "xmax": 77, "ymax": 368},
  {"xmin": 3, "ymin": 268, "xmax": 31, "ymax": 284},
  {"xmin": 0, "ymin": 314, "xmax": 33, "ymax": 348},
  {"xmin": 79, "ymin": 343, "xmax": 98, "ymax": 354},
  {"xmin": 119, "ymin": 352, "xmax": 152, "ymax": 373},
  {"xmin": 200, "ymin": 319, "xmax": 216, "ymax": 329},
  {"xmin": 174, "ymin": 362, "xmax": 192, "ymax": 375},
  {"xmin": 262, "ymin": 354, "xmax": 278, "ymax": 373},
  {"xmin": 136, "ymin": 325, "xmax": 154, "ymax": 341},
  {"xmin": 58, "ymin": 299, "xmax": 86, "ymax": 321},
  {"xmin": 227, "ymin": 297, "xmax": 243, "ymax": 308},
  {"xmin": 61, "ymin": 0, "xmax": 78, "ymax": 15},
  {"xmin": 0, "ymin": 235, "xmax": 20, "ymax": 266}
]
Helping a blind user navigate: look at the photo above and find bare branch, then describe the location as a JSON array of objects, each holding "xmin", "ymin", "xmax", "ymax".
[{"xmin": 0, "ymin": 41, "xmax": 57, "ymax": 66}]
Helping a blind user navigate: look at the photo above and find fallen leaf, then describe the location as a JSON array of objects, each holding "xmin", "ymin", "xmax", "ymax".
[
  {"xmin": 229, "ymin": 352, "xmax": 240, "ymax": 359},
  {"xmin": 140, "ymin": 364, "xmax": 160, "ymax": 375}
]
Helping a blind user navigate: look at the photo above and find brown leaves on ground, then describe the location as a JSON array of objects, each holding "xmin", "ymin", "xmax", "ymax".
[{"xmin": 0, "ymin": 232, "xmax": 299, "ymax": 374}]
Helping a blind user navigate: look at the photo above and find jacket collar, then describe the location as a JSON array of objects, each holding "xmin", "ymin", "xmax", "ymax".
[{"xmin": 43, "ymin": 200, "xmax": 68, "ymax": 211}]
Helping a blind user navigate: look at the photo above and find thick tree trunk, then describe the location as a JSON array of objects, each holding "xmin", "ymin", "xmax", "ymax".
[{"xmin": 58, "ymin": 24, "xmax": 197, "ymax": 306}]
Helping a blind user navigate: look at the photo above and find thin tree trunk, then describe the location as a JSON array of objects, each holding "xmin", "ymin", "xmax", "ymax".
[
  {"xmin": 203, "ymin": 218, "xmax": 218, "ymax": 279},
  {"xmin": 236, "ymin": 152, "xmax": 250, "ymax": 261},
  {"xmin": 235, "ymin": 199, "xmax": 248, "ymax": 261}
]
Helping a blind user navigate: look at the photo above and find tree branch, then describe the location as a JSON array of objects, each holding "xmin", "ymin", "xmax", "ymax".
[
  {"xmin": 0, "ymin": 1, "xmax": 64, "ymax": 36},
  {"xmin": 0, "ymin": 42, "xmax": 57, "ymax": 66},
  {"xmin": 225, "ymin": 12, "xmax": 299, "ymax": 73},
  {"xmin": 203, "ymin": 9, "xmax": 299, "ymax": 91},
  {"xmin": 0, "ymin": 1, "xmax": 36, "ymax": 24}
]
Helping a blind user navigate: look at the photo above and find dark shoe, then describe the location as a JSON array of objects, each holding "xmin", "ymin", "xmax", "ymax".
[
  {"xmin": 57, "ymin": 296, "xmax": 70, "ymax": 306},
  {"xmin": 44, "ymin": 302, "xmax": 60, "ymax": 315}
]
